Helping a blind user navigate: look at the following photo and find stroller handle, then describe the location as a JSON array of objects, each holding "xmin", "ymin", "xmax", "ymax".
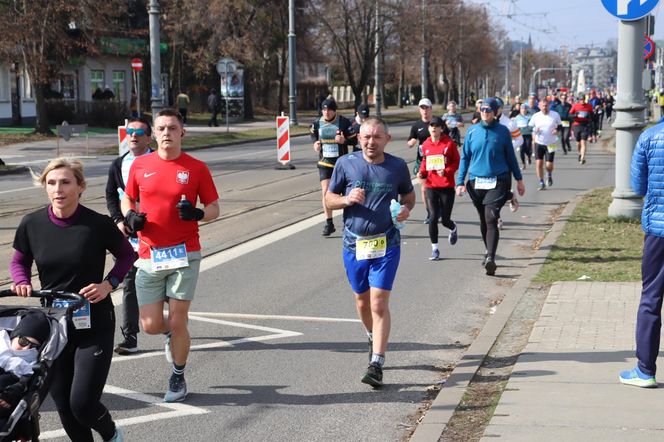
[{"xmin": 0, "ymin": 289, "xmax": 85, "ymax": 310}]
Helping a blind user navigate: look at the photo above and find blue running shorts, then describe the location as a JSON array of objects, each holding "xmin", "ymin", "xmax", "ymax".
[{"xmin": 342, "ymin": 247, "xmax": 401, "ymax": 294}]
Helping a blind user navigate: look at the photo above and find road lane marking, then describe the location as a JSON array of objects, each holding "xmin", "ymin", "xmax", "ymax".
[
  {"xmin": 111, "ymin": 315, "xmax": 302, "ymax": 363},
  {"xmin": 39, "ymin": 385, "xmax": 209, "ymax": 439},
  {"xmin": 189, "ymin": 311, "xmax": 361, "ymax": 323}
]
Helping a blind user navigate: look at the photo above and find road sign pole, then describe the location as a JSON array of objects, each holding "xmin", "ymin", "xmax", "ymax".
[
  {"xmin": 609, "ymin": 18, "xmax": 647, "ymax": 219},
  {"xmin": 137, "ymin": 71, "xmax": 141, "ymax": 117}
]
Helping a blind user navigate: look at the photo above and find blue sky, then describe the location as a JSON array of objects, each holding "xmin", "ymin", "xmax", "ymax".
[{"xmin": 466, "ymin": 0, "xmax": 664, "ymax": 50}]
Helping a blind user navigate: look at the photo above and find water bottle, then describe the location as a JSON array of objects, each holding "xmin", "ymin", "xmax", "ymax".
[
  {"xmin": 390, "ymin": 199, "xmax": 405, "ymax": 230},
  {"xmin": 176, "ymin": 194, "xmax": 187, "ymax": 209}
]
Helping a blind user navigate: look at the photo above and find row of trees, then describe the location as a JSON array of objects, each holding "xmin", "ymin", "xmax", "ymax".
[{"xmin": 0, "ymin": 0, "xmax": 565, "ymax": 133}]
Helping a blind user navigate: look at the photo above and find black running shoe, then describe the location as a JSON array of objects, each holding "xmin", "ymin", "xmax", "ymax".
[
  {"xmin": 114, "ymin": 334, "xmax": 138, "ymax": 355},
  {"xmin": 322, "ymin": 223, "xmax": 336, "ymax": 236},
  {"xmin": 485, "ymin": 258, "xmax": 497, "ymax": 276},
  {"xmin": 361, "ymin": 363, "xmax": 383, "ymax": 388}
]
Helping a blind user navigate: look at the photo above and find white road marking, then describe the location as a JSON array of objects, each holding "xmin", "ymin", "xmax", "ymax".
[
  {"xmin": 189, "ymin": 311, "xmax": 361, "ymax": 323},
  {"xmin": 111, "ymin": 315, "xmax": 302, "ymax": 363},
  {"xmin": 39, "ymin": 385, "xmax": 209, "ymax": 440}
]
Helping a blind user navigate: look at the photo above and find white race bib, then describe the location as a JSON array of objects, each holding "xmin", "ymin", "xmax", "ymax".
[
  {"xmin": 53, "ymin": 299, "xmax": 91, "ymax": 329},
  {"xmin": 562, "ymin": 120, "xmax": 570, "ymax": 127},
  {"xmin": 475, "ymin": 177, "xmax": 497, "ymax": 190},
  {"xmin": 150, "ymin": 243, "xmax": 188, "ymax": 271},
  {"xmin": 355, "ymin": 234, "xmax": 387, "ymax": 260},
  {"xmin": 322, "ymin": 143, "xmax": 339, "ymax": 158},
  {"xmin": 547, "ymin": 145, "xmax": 557, "ymax": 153},
  {"xmin": 426, "ymin": 155, "xmax": 445, "ymax": 171}
]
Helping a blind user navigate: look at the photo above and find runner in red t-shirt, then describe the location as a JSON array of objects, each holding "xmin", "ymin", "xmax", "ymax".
[
  {"xmin": 417, "ymin": 117, "xmax": 460, "ymax": 261},
  {"xmin": 569, "ymin": 95, "xmax": 594, "ymax": 164},
  {"xmin": 122, "ymin": 109, "xmax": 219, "ymax": 403}
]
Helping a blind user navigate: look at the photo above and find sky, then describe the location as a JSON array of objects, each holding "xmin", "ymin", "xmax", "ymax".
[{"xmin": 466, "ymin": 0, "xmax": 664, "ymax": 50}]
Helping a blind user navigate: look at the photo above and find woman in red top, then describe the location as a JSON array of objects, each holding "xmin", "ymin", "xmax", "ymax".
[{"xmin": 417, "ymin": 117, "xmax": 460, "ymax": 261}]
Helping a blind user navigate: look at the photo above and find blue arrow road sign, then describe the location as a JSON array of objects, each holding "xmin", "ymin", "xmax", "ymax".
[{"xmin": 602, "ymin": 0, "xmax": 660, "ymax": 20}]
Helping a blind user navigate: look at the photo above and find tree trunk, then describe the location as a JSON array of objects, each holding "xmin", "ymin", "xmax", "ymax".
[{"xmin": 34, "ymin": 83, "xmax": 53, "ymax": 135}]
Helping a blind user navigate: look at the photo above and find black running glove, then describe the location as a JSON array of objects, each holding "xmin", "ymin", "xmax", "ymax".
[
  {"xmin": 176, "ymin": 199, "xmax": 205, "ymax": 221},
  {"xmin": 124, "ymin": 210, "xmax": 147, "ymax": 233}
]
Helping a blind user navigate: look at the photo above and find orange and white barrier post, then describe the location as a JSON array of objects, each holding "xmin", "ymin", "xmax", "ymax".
[{"xmin": 276, "ymin": 113, "xmax": 295, "ymax": 169}]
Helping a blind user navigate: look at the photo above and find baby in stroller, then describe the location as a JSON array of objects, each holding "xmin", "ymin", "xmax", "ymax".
[{"xmin": 0, "ymin": 310, "xmax": 50, "ymax": 422}]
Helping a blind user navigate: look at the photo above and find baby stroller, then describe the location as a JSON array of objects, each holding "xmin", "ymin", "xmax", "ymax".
[{"xmin": 0, "ymin": 289, "xmax": 84, "ymax": 442}]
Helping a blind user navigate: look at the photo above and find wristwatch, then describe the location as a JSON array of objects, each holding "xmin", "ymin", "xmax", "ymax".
[{"xmin": 105, "ymin": 275, "xmax": 121, "ymax": 290}]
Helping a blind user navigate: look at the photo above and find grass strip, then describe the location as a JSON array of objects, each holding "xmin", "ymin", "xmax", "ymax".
[{"xmin": 533, "ymin": 187, "xmax": 643, "ymax": 283}]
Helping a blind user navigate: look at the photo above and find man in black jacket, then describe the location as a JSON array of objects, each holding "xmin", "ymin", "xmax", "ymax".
[{"xmin": 105, "ymin": 117, "xmax": 153, "ymax": 354}]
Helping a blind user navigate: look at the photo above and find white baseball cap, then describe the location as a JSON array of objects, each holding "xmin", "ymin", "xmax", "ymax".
[{"xmin": 418, "ymin": 98, "xmax": 432, "ymax": 107}]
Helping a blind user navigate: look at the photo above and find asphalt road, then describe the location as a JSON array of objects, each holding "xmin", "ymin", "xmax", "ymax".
[{"xmin": 0, "ymin": 123, "xmax": 616, "ymax": 441}]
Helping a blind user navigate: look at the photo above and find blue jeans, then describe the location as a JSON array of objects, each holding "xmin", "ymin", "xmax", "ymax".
[{"xmin": 636, "ymin": 234, "xmax": 664, "ymax": 376}]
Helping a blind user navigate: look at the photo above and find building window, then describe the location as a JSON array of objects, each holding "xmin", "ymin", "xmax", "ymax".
[
  {"xmin": 0, "ymin": 65, "xmax": 8, "ymax": 101},
  {"xmin": 113, "ymin": 70, "xmax": 125, "ymax": 101},
  {"xmin": 61, "ymin": 74, "xmax": 76, "ymax": 99},
  {"xmin": 91, "ymin": 70, "xmax": 104, "ymax": 97}
]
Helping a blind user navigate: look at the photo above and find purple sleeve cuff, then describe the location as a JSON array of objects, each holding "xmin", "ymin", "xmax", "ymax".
[
  {"xmin": 107, "ymin": 238, "xmax": 136, "ymax": 282},
  {"xmin": 10, "ymin": 250, "xmax": 33, "ymax": 286}
]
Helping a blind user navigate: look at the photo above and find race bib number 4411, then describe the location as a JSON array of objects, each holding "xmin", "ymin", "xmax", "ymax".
[{"xmin": 151, "ymin": 243, "xmax": 188, "ymax": 271}]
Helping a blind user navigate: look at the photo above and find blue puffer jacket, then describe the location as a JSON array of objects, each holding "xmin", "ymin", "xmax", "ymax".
[{"xmin": 631, "ymin": 122, "xmax": 664, "ymax": 237}]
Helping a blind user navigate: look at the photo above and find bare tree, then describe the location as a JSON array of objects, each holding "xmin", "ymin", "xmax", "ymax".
[{"xmin": 0, "ymin": 0, "xmax": 125, "ymax": 134}]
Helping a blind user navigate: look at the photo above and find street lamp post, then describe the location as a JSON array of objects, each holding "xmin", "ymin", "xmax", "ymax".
[
  {"xmin": 148, "ymin": 0, "xmax": 163, "ymax": 116},
  {"xmin": 609, "ymin": 18, "xmax": 646, "ymax": 218},
  {"xmin": 288, "ymin": 0, "xmax": 298, "ymax": 125}
]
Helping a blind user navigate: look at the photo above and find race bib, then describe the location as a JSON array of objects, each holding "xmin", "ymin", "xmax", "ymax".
[
  {"xmin": 517, "ymin": 120, "xmax": 528, "ymax": 128},
  {"xmin": 355, "ymin": 234, "xmax": 387, "ymax": 260},
  {"xmin": 578, "ymin": 111, "xmax": 588, "ymax": 118},
  {"xmin": 562, "ymin": 120, "xmax": 570, "ymax": 128},
  {"xmin": 322, "ymin": 143, "xmax": 339, "ymax": 158},
  {"xmin": 53, "ymin": 299, "xmax": 91, "ymax": 329},
  {"xmin": 150, "ymin": 243, "xmax": 188, "ymax": 271},
  {"xmin": 547, "ymin": 145, "xmax": 557, "ymax": 153},
  {"xmin": 426, "ymin": 154, "xmax": 445, "ymax": 171},
  {"xmin": 446, "ymin": 119, "xmax": 457, "ymax": 128},
  {"xmin": 475, "ymin": 177, "xmax": 497, "ymax": 190}
]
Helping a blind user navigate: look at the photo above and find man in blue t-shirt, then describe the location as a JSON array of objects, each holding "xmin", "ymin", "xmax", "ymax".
[{"xmin": 325, "ymin": 117, "xmax": 415, "ymax": 388}]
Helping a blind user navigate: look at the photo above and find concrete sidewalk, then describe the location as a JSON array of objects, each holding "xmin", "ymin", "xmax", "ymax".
[{"xmin": 482, "ymin": 281, "xmax": 664, "ymax": 441}]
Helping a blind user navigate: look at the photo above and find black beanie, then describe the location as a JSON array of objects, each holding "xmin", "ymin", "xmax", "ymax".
[{"xmin": 10, "ymin": 310, "xmax": 51, "ymax": 347}]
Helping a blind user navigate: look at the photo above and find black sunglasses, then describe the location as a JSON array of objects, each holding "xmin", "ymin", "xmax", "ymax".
[{"xmin": 18, "ymin": 336, "xmax": 40, "ymax": 349}]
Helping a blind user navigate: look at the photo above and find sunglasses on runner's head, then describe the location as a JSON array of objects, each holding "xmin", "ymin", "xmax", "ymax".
[
  {"xmin": 126, "ymin": 128, "xmax": 146, "ymax": 136},
  {"xmin": 17, "ymin": 336, "xmax": 39, "ymax": 349}
]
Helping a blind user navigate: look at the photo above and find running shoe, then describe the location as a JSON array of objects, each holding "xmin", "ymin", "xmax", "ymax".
[
  {"xmin": 164, "ymin": 376, "xmax": 188, "ymax": 402},
  {"xmin": 520, "ymin": 164, "xmax": 526, "ymax": 170},
  {"xmin": 423, "ymin": 216, "xmax": 431, "ymax": 224},
  {"xmin": 164, "ymin": 332, "xmax": 173, "ymax": 364},
  {"xmin": 484, "ymin": 258, "xmax": 497, "ymax": 276},
  {"xmin": 448, "ymin": 224, "xmax": 458, "ymax": 245},
  {"xmin": 581, "ymin": 158, "xmax": 586, "ymax": 165},
  {"xmin": 361, "ymin": 363, "xmax": 383, "ymax": 388},
  {"xmin": 538, "ymin": 181, "xmax": 545, "ymax": 191},
  {"xmin": 114, "ymin": 334, "xmax": 138, "ymax": 355},
  {"xmin": 619, "ymin": 367, "xmax": 657, "ymax": 388},
  {"xmin": 108, "ymin": 425, "xmax": 124, "ymax": 442},
  {"xmin": 322, "ymin": 223, "xmax": 336, "ymax": 236},
  {"xmin": 546, "ymin": 175, "xmax": 553, "ymax": 188},
  {"xmin": 429, "ymin": 249, "xmax": 440, "ymax": 261},
  {"xmin": 497, "ymin": 218, "xmax": 503, "ymax": 230},
  {"xmin": 509, "ymin": 198, "xmax": 519, "ymax": 213}
]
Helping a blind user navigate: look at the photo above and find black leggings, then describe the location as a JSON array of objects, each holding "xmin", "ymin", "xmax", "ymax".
[
  {"xmin": 521, "ymin": 135, "xmax": 533, "ymax": 164},
  {"xmin": 50, "ymin": 327, "xmax": 116, "ymax": 442},
  {"xmin": 467, "ymin": 176, "xmax": 510, "ymax": 260},
  {"xmin": 559, "ymin": 126, "xmax": 572, "ymax": 153},
  {"xmin": 426, "ymin": 187, "xmax": 456, "ymax": 243}
]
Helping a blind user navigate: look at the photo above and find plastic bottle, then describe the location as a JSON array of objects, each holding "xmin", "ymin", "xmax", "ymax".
[
  {"xmin": 176, "ymin": 194, "xmax": 186, "ymax": 208},
  {"xmin": 390, "ymin": 199, "xmax": 406, "ymax": 230}
]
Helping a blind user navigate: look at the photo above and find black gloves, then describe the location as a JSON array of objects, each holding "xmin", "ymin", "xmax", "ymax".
[
  {"xmin": 177, "ymin": 199, "xmax": 205, "ymax": 221},
  {"xmin": 124, "ymin": 210, "xmax": 147, "ymax": 234}
]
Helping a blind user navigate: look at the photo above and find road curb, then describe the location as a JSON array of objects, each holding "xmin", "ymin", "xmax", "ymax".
[{"xmin": 410, "ymin": 190, "xmax": 589, "ymax": 441}]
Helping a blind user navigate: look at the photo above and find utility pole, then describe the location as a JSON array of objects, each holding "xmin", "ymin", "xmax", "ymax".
[
  {"xmin": 609, "ymin": 18, "xmax": 646, "ymax": 218},
  {"xmin": 374, "ymin": 0, "xmax": 382, "ymax": 116},
  {"xmin": 519, "ymin": 41, "xmax": 523, "ymax": 98},
  {"xmin": 504, "ymin": 40, "xmax": 509, "ymax": 98},
  {"xmin": 148, "ymin": 0, "xmax": 163, "ymax": 116},
  {"xmin": 288, "ymin": 0, "xmax": 298, "ymax": 125},
  {"xmin": 420, "ymin": 0, "xmax": 428, "ymax": 99}
]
